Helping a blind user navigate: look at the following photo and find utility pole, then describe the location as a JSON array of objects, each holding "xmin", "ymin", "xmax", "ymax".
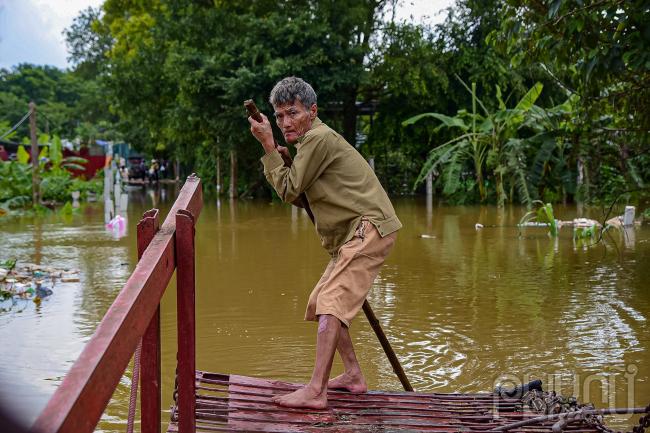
[
  {"xmin": 229, "ymin": 149, "xmax": 237, "ymax": 199},
  {"xmin": 29, "ymin": 101, "xmax": 40, "ymax": 205}
]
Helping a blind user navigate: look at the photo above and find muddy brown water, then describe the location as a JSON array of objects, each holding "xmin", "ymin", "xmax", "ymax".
[{"xmin": 0, "ymin": 186, "xmax": 648, "ymax": 432}]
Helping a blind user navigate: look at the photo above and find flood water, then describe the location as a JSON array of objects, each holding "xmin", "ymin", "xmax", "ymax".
[{"xmin": 1, "ymin": 184, "xmax": 649, "ymax": 432}]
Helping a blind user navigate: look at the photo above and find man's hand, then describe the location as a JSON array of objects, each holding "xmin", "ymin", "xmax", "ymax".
[{"xmin": 248, "ymin": 113, "xmax": 275, "ymax": 153}]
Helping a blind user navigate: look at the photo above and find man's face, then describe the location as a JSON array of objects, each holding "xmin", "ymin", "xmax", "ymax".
[{"xmin": 273, "ymin": 99, "xmax": 317, "ymax": 144}]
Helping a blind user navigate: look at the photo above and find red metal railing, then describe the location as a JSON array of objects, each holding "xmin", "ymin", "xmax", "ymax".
[{"xmin": 31, "ymin": 174, "xmax": 203, "ymax": 433}]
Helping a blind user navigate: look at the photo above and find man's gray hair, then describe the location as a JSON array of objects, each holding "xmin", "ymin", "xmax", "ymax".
[{"xmin": 269, "ymin": 76, "xmax": 317, "ymax": 108}]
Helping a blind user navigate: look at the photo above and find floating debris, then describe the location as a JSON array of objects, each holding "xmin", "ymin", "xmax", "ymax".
[
  {"xmin": 606, "ymin": 206, "xmax": 641, "ymax": 228},
  {"xmin": 0, "ymin": 259, "xmax": 80, "ymax": 308},
  {"xmin": 106, "ymin": 215, "xmax": 127, "ymax": 239},
  {"xmin": 419, "ymin": 234, "xmax": 436, "ymax": 239},
  {"xmin": 518, "ymin": 221, "xmax": 554, "ymax": 227},
  {"xmin": 563, "ymin": 217, "xmax": 601, "ymax": 228},
  {"xmin": 475, "ymin": 223, "xmax": 484, "ymax": 229},
  {"xmin": 106, "ymin": 215, "xmax": 126, "ymax": 231}
]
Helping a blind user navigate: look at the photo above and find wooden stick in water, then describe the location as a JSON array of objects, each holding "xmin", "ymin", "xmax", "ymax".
[{"xmin": 362, "ymin": 300, "xmax": 414, "ymax": 391}]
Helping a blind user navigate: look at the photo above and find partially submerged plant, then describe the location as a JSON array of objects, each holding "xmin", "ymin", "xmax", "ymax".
[
  {"xmin": 519, "ymin": 200, "xmax": 558, "ymax": 237},
  {"xmin": 573, "ymin": 225, "xmax": 596, "ymax": 239}
]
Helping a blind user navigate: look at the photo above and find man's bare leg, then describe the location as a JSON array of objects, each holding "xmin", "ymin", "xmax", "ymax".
[
  {"xmin": 328, "ymin": 326, "xmax": 368, "ymax": 393},
  {"xmin": 272, "ymin": 314, "xmax": 340, "ymax": 409}
]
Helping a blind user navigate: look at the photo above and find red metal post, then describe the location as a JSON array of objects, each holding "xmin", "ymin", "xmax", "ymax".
[
  {"xmin": 137, "ymin": 209, "xmax": 161, "ymax": 433},
  {"xmin": 176, "ymin": 209, "xmax": 196, "ymax": 433}
]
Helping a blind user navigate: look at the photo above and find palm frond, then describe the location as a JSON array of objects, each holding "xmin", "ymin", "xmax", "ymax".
[
  {"xmin": 402, "ymin": 112, "xmax": 469, "ymax": 131},
  {"xmin": 413, "ymin": 138, "xmax": 468, "ymax": 189},
  {"xmin": 505, "ymin": 138, "xmax": 532, "ymax": 207},
  {"xmin": 62, "ymin": 163, "xmax": 87, "ymax": 171},
  {"xmin": 514, "ymin": 82, "xmax": 543, "ymax": 111},
  {"xmin": 626, "ymin": 159, "xmax": 644, "ymax": 188},
  {"xmin": 442, "ymin": 146, "xmax": 466, "ymax": 196},
  {"xmin": 528, "ymin": 133, "xmax": 557, "ymax": 189},
  {"xmin": 63, "ymin": 156, "xmax": 88, "ymax": 165}
]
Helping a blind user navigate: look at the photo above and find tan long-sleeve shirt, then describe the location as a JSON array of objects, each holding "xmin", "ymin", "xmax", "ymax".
[{"xmin": 261, "ymin": 117, "xmax": 402, "ymax": 256}]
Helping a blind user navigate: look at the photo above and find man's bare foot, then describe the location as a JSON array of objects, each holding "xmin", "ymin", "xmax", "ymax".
[
  {"xmin": 271, "ymin": 385, "xmax": 327, "ymax": 409},
  {"xmin": 328, "ymin": 371, "xmax": 367, "ymax": 393}
]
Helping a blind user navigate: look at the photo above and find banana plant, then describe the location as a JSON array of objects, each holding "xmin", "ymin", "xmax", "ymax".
[
  {"xmin": 403, "ymin": 75, "xmax": 544, "ymax": 207},
  {"xmin": 0, "ymin": 161, "xmax": 32, "ymax": 210},
  {"xmin": 403, "ymin": 81, "xmax": 489, "ymax": 201},
  {"xmin": 49, "ymin": 135, "xmax": 87, "ymax": 171},
  {"xmin": 518, "ymin": 200, "xmax": 559, "ymax": 237}
]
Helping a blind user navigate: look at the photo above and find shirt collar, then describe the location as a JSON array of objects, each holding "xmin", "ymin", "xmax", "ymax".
[{"xmin": 296, "ymin": 117, "xmax": 322, "ymax": 146}]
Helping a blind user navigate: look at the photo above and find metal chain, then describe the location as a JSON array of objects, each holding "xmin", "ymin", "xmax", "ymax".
[
  {"xmin": 519, "ymin": 390, "xmax": 650, "ymax": 433},
  {"xmin": 173, "ymin": 370, "xmax": 179, "ymax": 403},
  {"xmin": 629, "ymin": 404, "xmax": 650, "ymax": 433}
]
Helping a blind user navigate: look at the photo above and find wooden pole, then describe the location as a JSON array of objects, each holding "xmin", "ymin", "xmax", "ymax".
[
  {"xmin": 176, "ymin": 209, "xmax": 196, "ymax": 433},
  {"xmin": 361, "ymin": 301, "xmax": 413, "ymax": 391},
  {"xmin": 138, "ymin": 209, "xmax": 161, "ymax": 433},
  {"xmin": 29, "ymin": 101, "xmax": 39, "ymax": 205},
  {"xmin": 216, "ymin": 147, "xmax": 222, "ymax": 195},
  {"xmin": 229, "ymin": 149, "xmax": 237, "ymax": 199}
]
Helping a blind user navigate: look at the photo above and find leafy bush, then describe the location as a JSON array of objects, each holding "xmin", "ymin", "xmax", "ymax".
[
  {"xmin": 40, "ymin": 168, "xmax": 73, "ymax": 202},
  {"xmin": 0, "ymin": 161, "xmax": 32, "ymax": 209},
  {"xmin": 1, "ymin": 156, "xmax": 101, "ymax": 213},
  {"xmin": 67, "ymin": 177, "xmax": 103, "ymax": 199}
]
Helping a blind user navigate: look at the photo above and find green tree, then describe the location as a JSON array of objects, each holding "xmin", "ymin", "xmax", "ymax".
[
  {"xmin": 64, "ymin": 6, "xmax": 112, "ymax": 79},
  {"xmin": 90, "ymin": 0, "xmax": 398, "ymax": 195},
  {"xmin": 361, "ymin": 22, "xmax": 449, "ymax": 193},
  {"xmin": 0, "ymin": 64, "xmax": 117, "ymax": 144},
  {"xmin": 493, "ymin": 0, "xmax": 650, "ymax": 202}
]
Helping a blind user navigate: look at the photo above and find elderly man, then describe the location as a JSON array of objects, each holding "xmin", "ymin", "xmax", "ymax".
[{"xmin": 248, "ymin": 76, "xmax": 401, "ymax": 409}]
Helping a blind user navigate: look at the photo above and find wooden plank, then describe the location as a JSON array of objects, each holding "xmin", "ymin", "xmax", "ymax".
[
  {"xmin": 176, "ymin": 209, "xmax": 197, "ymax": 433},
  {"xmin": 31, "ymin": 175, "xmax": 202, "ymax": 433},
  {"xmin": 166, "ymin": 372, "xmax": 604, "ymax": 433},
  {"xmin": 139, "ymin": 209, "xmax": 162, "ymax": 433}
]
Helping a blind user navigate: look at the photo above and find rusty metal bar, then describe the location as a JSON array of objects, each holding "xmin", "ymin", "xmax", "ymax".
[
  {"xmin": 138, "ymin": 209, "xmax": 162, "ymax": 433},
  {"xmin": 31, "ymin": 175, "xmax": 202, "ymax": 433},
  {"xmin": 176, "ymin": 208, "xmax": 197, "ymax": 433}
]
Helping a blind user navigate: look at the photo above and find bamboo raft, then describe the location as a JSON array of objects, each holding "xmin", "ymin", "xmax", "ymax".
[{"xmin": 166, "ymin": 371, "xmax": 609, "ymax": 433}]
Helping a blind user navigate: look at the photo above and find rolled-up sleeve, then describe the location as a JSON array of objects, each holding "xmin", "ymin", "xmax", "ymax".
[{"xmin": 260, "ymin": 134, "xmax": 329, "ymax": 203}]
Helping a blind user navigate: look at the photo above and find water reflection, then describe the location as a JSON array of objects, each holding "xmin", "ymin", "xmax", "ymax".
[{"xmin": 0, "ymin": 193, "xmax": 648, "ymax": 432}]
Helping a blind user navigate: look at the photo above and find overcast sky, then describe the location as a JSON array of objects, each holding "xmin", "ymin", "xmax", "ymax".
[{"xmin": 0, "ymin": 0, "xmax": 453, "ymax": 70}]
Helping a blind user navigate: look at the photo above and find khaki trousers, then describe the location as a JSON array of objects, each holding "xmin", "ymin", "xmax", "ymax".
[{"xmin": 305, "ymin": 219, "xmax": 397, "ymax": 327}]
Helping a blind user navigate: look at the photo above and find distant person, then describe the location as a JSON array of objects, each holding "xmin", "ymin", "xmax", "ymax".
[
  {"xmin": 247, "ymin": 76, "xmax": 401, "ymax": 409},
  {"xmin": 149, "ymin": 159, "xmax": 160, "ymax": 183},
  {"xmin": 119, "ymin": 156, "xmax": 128, "ymax": 179},
  {"xmin": 139, "ymin": 159, "xmax": 147, "ymax": 182}
]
